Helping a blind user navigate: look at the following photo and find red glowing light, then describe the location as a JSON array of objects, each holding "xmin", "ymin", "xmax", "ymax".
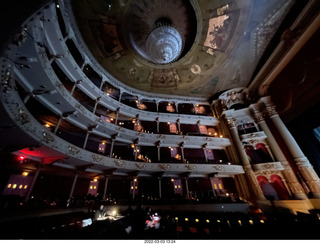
[{"xmin": 18, "ymin": 156, "xmax": 25, "ymax": 160}]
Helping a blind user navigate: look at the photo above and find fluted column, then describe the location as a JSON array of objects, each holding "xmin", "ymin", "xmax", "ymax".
[
  {"xmin": 250, "ymin": 105, "xmax": 307, "ymax": 199},
  {"xmin": 225, "ymin": 116, "xmax": 265, "ymax": 200},
  {"xmin": 263, "ymin": 98, "xmax": 320, "ymax": 198}
]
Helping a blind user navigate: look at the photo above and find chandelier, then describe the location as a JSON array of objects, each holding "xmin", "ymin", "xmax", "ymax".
[{"xmin": 146, "ymin": 25, "xmax": 183, "ymax": 64}]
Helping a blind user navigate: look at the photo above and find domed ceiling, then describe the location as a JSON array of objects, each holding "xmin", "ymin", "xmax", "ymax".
[{"xmin": 71, "ymin": 0, "xmax": 296, "ymax": 99}]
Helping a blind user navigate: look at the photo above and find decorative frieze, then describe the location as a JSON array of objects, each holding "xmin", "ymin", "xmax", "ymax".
[{"xmin": 252, "ymin": 162, "xmax": 284, "ymax": 173}]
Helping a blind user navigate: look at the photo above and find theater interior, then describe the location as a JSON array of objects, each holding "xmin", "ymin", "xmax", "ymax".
[{"xmin": 1, "ymin": 0, "xmax": 320, "ymax": 240}]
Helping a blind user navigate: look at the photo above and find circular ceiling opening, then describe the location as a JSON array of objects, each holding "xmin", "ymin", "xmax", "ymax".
[{"xmin": 124, "ymin": 0, "xmax": 197, "ymax": 65}]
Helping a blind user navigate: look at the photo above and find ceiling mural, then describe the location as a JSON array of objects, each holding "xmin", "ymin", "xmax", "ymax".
[{"xmin": 72, "ymin": 0, "xmax": 296, "ymax": 99}]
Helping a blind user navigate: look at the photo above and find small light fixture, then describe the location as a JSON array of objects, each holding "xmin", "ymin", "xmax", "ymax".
[{"xmin": 22, "ymin": 172, "xmax": 29, "ymax": 176}]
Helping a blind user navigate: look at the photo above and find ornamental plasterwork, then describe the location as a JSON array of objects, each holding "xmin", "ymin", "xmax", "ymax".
[
  {"xmin": 18, "ymin": 108, "xmax": 30, "ymax": 124},
  {"xmin": 159, "ymin": 164, "xmax": 170, "ymax": 170},
  {"xmin": 41, "ymin": 130, "xmax": 55, "ymax": 143},
  {"xmin": 252, "ymin": 162, "xmax": 284, "ymax": 173},
  {"xmin": 75, "ymin": 104, "xmax": 87, "ymax": 115},
  {"xmin": 68, "ymin": 146, "xmax": 80, "ymax": 155},
  {"xmin": 265, "ymin": 105, "xmax": 277, "ymax": 117},
  {"xmin": 213, "ymin": 165, "xmax": 224, "ymax": 171},
  {"xmin": 135, "ymin": 162, "xmax": 146, "ymax": 169},
  {"xmin": 253, "ymin": 112, "xmax": 264, "ymax": 123},
  {"xmin": 114, "ymin": 160, "xmax": 124, "ymax": 167},
  {"xmin": 241, "ymin": 131, "xmax": 266, "ymax": 142},
  {"xmin": 226, "ymin": 117, "xmax": 236, "ymax": 129},
  {"xmin": 92, "ymin": 154, "xmax": 103, "ymax": 162},
  {"xmin": 185, "ymin": 164, "xmax": 196, "ymax": 171}
]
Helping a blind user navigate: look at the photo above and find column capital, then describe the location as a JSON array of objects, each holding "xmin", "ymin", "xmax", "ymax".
[
  {"xmin": 226, "ymin": 117, "xmax": 237, "ymax": 129},
  {"xmin": 265, "ymin": 105, "xmax": 278, "ymax": 117},
  {"xmin": 294, "ymin": 157, "xmax": 311, "ymax": 167}
]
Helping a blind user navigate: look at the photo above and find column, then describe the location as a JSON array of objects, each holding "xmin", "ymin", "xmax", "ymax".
[
  {"xmin": 157, "ymin": 145, "xmax": 161, "ymax": 162},
  {"xmin": 103, "ymin": 177, "xmax": 109, "ymax": 200},
  {"xmin": 24, "ymin": 168, "xmax": 40, "ymax": 202},
  {"xmin": 69, "ymin": 172, "xmax": 79, "ymax": 200},
  {"xmin": 185, "ymin": 178, "xmax": 189, "ymax": 199},
  {"xmin": 93, "ymin": 97, "xmax": 100, "ymax": 114},
  {"xmin": 118, "ymin": 91, "xmax": 122, "ymax": 102},
  {"xmin": 177, "ymin": 119, "xmax": 181, "ymax": 134},
  {"xmin": 132, "ymin": 178, "xmax": 137, "ymax": 200},
  {"xmin": 203, "ymin": 146, "xmax": 208, "ymax": 163},
  {"xmin": 109, "ymin": 138, "xmax": 116, "ymax": 157},
  {"xmin": 250, "ymin": 104, "xmax": 307, "ymax": 199},
  {"xmin": 196, "ymin": 120, "xmax": 201, "ymax": 134},
  {"xmin": 263, "ymin": 97, "xmax": 320, "ymax": 198},
  {"xmin": 225, "ymin": 115, "xmax": 265, "ymax": 200},
  {"xmin": 156, "ymin": 117, "xmax": 160, "ymax": 133},
  {"xmin": 83, "ymin": 132, "xmax": 90, "ymax": 149},
  {"xmin": 54, "ymin": 116, "xmax": 63, "ymax": 134},
  {"xmin": 115, "ymin": 108, "xmax": 120, "ymax": 125},
  {"xmin": 134, "ymin": 144, "xmax": 138, "ymax": 160},
  {"xmin": 158, "ymin": 178, "xmax": 162, "ymax": 199},
  {"xmin": 180, "ymin": 144, "xmax": 185, "ymax": 163}
]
